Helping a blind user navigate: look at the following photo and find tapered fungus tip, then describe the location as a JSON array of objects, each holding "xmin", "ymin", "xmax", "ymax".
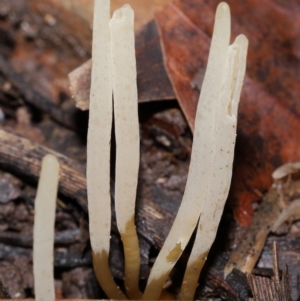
[
  {"xmin": 212, "ymin": 2, "xmax": 230, "ymax": 47},
  {"xmin": 215, "ymin": 2, "xmax": 230, "ymax": 30},
  {"xmin": 42, "ymin": 154, "xmax": 59, "ymax": 167},
  {"xmin": 217, "ymin": 2, "xmax": 230, "ymax": 13},
  {"xmin": 236, "ymin": 34, "xmax": 249, "ymax": 46}
]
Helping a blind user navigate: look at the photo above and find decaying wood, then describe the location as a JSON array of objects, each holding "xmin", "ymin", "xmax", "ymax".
[
  {"xmin": 247, "ymin": 242, "xmax": 292, "ymax": 301},
  {"xmin": 69, "ymin": 21, "xmax": 175, "ymax": 110},
  {"xmin": 0, "ymin": 127, "xmax": 87, "ymax": 210},
  {"xmin": 0, "ymin": 55, "xmax": 77, "ymax": 130}
]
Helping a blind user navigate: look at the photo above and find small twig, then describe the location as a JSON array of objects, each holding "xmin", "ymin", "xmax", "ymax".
[{"xmin": 273, "ymin": 241, "xmax": 280, "ymax": 288}]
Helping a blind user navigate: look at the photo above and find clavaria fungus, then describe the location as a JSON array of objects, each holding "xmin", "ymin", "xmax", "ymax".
[
  {"xmin": 142, "ymin": 3, "xmax": 248, "ymax": 300},
  {"xmin": 86, "ymin": 0, "xmax": 247, "ymax": 300},
  {"xmin": 33, "ymin": 154, "xmax": 60, "ymax": 301},
  {"xmin": 33, "ymin": 1, "xmax": 248, "ymax": 301},
  {"xmin": 87, "ymin": 0, "xmax": 140, "ymax": 299},
  {"xmin": 110, "ymin": 5, "xmax": 142, "ymax": 299}
]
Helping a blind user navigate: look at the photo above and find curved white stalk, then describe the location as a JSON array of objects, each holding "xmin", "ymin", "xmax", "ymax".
[
  {"xmin": 33, "ymin": 154, "xmax": 59, "ymax": 301},
  {"xmin": 109, "ymin": 5, "xmax": 142, "ymax": 299},
  {"xmin": 142, "ymin": 3, "xmax": 231, "ymax": 299},
  {"xmin": 87, "ymin": 0, "xmax": 126, "ymax": 299},
  {"xmin": 180, "ymin": 35, "xmax": 248, "ymax": 300},
  {"xmin": 272, "ymin": 162, "xmax": 300, "ymax": 180}
]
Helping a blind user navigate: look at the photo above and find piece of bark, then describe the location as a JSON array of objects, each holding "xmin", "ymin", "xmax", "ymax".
[
  {"xmin": 247, "ymin": 274, "xmax": 279, "ymax": 301},
  {"xmin": 258, "ymin": 234, "xmax": 300, "ymax": 300},
  {"xmin": 247, "ymin": 242, "xmax": 292, "ymax": 301},
  {"xmin": 69, "ymin": 20, "xmax": 175, "ymax": 110},
  {"xmin": 155, "ymin": 0, "xmax": 300, "ymax": 226}
]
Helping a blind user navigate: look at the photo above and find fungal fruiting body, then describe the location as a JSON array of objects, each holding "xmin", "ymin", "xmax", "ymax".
[
  {"xmin": 87, "ymin": 0, "xmax": 141, "ymax": 299},
  {"xmin": 87, "ymin": 0, "xmax": 126, "ymax": 298},
  {"xmin": 180, "ymin": 34, "xmax": 248, "ymax": 300},
  {"xmin": 86, "ymin": 1, "xmax": 248, "ymax": 299},
  {"xmin": 33, "ymin": 154, "xmax": 59, "ymax": 301},
  {"xmin": 110, "ymin": 5, "xmax": 142, "ymax": 299},
  {"xmin": 142, "ymin": 3, "xmax": 238, "ymax": 300}
]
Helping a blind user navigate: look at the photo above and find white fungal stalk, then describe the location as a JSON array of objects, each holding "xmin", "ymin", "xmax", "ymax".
[
  {"xmin": 87, "ymin": 0, "xmax": 126, "ymax": 299},
  {"xmin": 180, "ymin": 34, "xmax": 248, "ymax": 300},
  {"xmin": 33, "ymin": 154, "xmax": 59, "ymax": 301},
  {"xmin": 142, "ymin": 3, "xmax": 231, "ymax": 300},
  {"xmin": 110, "ymin": 5, "xmax": 142, "ymax": 299}
]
